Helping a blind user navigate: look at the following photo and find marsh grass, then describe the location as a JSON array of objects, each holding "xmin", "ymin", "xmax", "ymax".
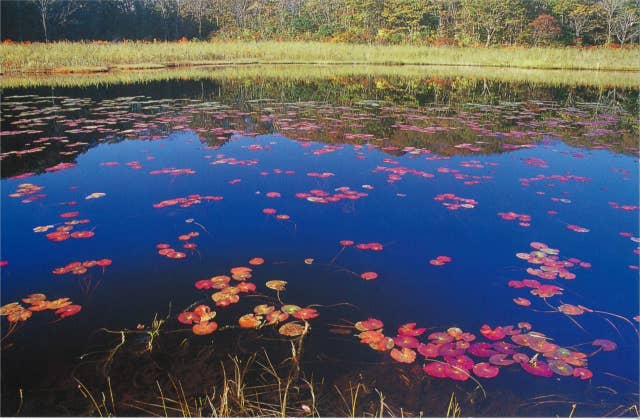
[
  {"xmin": 1, "ymin": 41, "xmax": 638, "ymax": 75},
  {"xmin": 1, "ymin": 64, "xmax": 638, "ymax": 90}
]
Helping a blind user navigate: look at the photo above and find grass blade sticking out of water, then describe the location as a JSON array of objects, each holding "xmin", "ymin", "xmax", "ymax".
[{"xmin": 446, "ymin": 392, "xmax": 462, "ymax": 418}]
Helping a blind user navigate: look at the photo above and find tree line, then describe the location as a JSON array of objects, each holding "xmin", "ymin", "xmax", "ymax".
[{"xmin": 2, "ymin": 0, "xmax": 638, "ymax": 46}]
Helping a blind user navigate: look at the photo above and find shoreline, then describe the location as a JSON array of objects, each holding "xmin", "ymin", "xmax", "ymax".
[
  {"xmin": 2, "ymin": 63, "xmax": 639, "ymax": 90},
  {"xmin": 5, "ymin": 60, "xmax": 640, "ymax": 77}
]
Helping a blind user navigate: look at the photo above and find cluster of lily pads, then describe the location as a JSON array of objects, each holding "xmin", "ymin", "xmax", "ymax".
[
  {"xmin": 178, "ymin": 258, "xmax": 320, "ymax": 338},
  {"xmin": 8, "ymin": 182, "xmax": 45, "ymax": 203},
  {"xmin": 156, "ymin": 231, "xmax": 201, "ymax": 260},
  {"xmin": 149, "ymin": 167, "xmax": 196, "ymax": 176},
  {"xmin": 40, "ymin": 211, "xmax": 95, "ymax": 242},
  {"xmin": 515, "ymin": 242, "xmax": 590, "ymax": 281},
  {"xmin": 262, "ymin": 208, "xmax": 292, "ymax": 221},
  {"xmin": 497, "ymin": 211, "xmax": 532, "ymax": 227},
  {"xmin": 52, "ymin": 258, "xmax": 112, "ymax": 275},
  {"xmin": 353, "ymin": 318, "xmax": 614, "ymax": 382},
  {"xmin": 434, "ymin": 193, "xmax": 477, "ymax": 210},
  {"xmin": 295, "ymin": 187, "xmax": 368, "ymax": 204},
  {"xmin": 0, "ymin": 293, "xmax": 82, "ymax": 324},
  {"xmin": 152, "ymin": 194, "xmax": 223, "ymax": 209}
]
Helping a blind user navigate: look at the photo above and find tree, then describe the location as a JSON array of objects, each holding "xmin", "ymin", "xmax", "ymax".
[
  {"xmin": 528, "ymin": 13, "xmax": 562, "ymax": 45},
  {"xmin": 183, "ymin": 0, "xmax": 213, "ymax": 38},
  {"xmin": 381, "ymin": 0, "xmax": 427, "ymax": 36},
  {"xmin": 568, "ymin": 4, "xmax": 598, "ymax": 43},
  {"xmin": 598, "ymin": 0, "xmax": 623, "ymax": 43},
  {"xmin": 613, "ymin": 2, "xmax": 639, "ymax": 45},
  {"xmin": 32, "ymin": 0, "xmax": 84, "ymax": 41},
  {"xmin": 462, "ymin": 0, "xmax": 527, "ymax": 46}
]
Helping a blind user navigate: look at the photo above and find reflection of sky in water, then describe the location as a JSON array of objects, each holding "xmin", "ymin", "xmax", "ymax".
[{"xmin": 1, "ymin": 93, "xmax": 639, "ymax": 416}]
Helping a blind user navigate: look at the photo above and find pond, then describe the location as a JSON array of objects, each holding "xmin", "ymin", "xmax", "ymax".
[{"xmin": 1, "ymin": 67, "xmax": 639, "ymax": 417}]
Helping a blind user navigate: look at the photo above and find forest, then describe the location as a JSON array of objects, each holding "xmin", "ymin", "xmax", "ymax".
[{"xmin": 2, "ymin": 0, "xmax": 638, "ymax": 47}]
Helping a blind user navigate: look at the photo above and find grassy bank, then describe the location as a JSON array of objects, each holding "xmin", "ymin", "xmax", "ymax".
[
  {"xmin": 2, "ymin": 64, "xmax": 639, "ymax": 90},
  {"xmin": 1, "ymin": 41, "xmax": 639, "ymax": 74}
]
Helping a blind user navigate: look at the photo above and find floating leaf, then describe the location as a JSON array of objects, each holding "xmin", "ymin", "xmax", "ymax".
[
  {"xmin": 249, "ymin": 257, "xmax": 264, "ymax": 266},
  {"xmin": 292, "ymin": 308, "xmax": 318, "ymax": 320},
  {"xmin": 548, "ymin": 360, "xmax": 573, "ymax": 376},
  {"xmin": 473, "ymin": 362, "xmax": 500, "ymax": 378},
  {"xmin": 398, "ymin": 323, "xmax": 426, "ymax": 337},
  {"xmin": 254, "ymin": 304, "xmax": 275, "ymax": 315},
  {"xmin": 192, "ymin": 321, "xmax": 218, "ymax": 335},
  {"xmin": 572, "ymin": 367, "xmax": 593, "ymax": 380},
  {"xmin": 520, "ymin": 361, "xmax": 553, "ymax": 377},
  {"xmin": 480, "ymin": 324, "xmax": 506, "ymax": 340},
  {"xmin": 489, "ymin": 353, "xmax": 515, "ymax": 366},
  {"xmin": 390, "ymin": 347, "xmax": 416, "ymax": 363},
  {"xmin": 266, "ymin": 310, "xmax": 289, "ymax": 325},
  {"xmin": 591, "ymin": 339, "xmax": 617, "ymax": 351},
  {"xmin": 239, "ymin": 314, "xmax": 262, "ymax": 328},
  {"xmin": 393, "ymin": 335, "xmax": 419, "ymax": 349},
  {"xmin": 279, "ymin": 322, "xmax": 306, "ymax": 337},
  {"xmin": 423, "ymin": 361, "xmax": 448, "ymax": 378},
  {"xmin": 266, "ymin": 280, "xmax": 287, "ymax": 291},
  {"xmin": 178, "ymin": 312, "xmax": 201, "ymax": 325},
  {"xmin": 360, "ymin": 271, "xmax": 378, "ymax": 281},
  {"xmin": 355, "ymin": 318, "xmax": 384, "ymax": 332},
  {"xmin": 55, "ymin": 304, "xmax": 82, "ymax": 318},
  {"xmin": 558, "ymin": 304, "xmax": 584, "ymax": 316}
]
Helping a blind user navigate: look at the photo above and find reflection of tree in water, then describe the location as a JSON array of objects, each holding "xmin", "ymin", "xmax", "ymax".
[{"xmin": 1, "ymin": 76, "xmax": 637, "ymax": 179}]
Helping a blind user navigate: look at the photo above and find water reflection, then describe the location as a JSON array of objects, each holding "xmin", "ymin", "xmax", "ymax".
[{"xmin": 1, "ymin": 73, "xmax": 638, "ymax": 417}]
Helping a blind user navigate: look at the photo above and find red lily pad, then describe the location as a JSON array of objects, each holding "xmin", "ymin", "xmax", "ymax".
[
  {"xmin": 489, "ymin": 353, "xmax": 515, "ymax": 366},
  {"xmin": 512, "ymin": 353, "xmax": 530, "ymax": 363},
  {"xmin": 468, "ymin": 342, "xmax": 497, "ymax": 358},
  {"xmin": 513, "ymin": 297, "xmax": 531, "ymax": 307},
  {"xmin": 390, "ymin": 347, "xmax": 416, "ymax": 363},
  {"xmin": 417, "ymin": 342, "xmax": 440, "ymax": 358},
  {"xmin": 558, "ymin": 304, "xmax": 584, "ymax": 316},
  {"xmin": 249, "ymin": 257, "xmax": 264, "ymax": 266},
  {"xmin": 55, "ymin": 304, "xmax": 82, "ymax": 318},
  {"xmin": 178, "ymin": 312, "xmax": 201, "ymax": 325},
  {"xmin": 591, "ymin": 339, "xmax": 616, "ymax": 351},
  {"xmin": 493, "ymin": 341, "xmax": 517, "ymax": 354},
  {"xmin": 428, "ymin": 331, "xmax": 454, "ymax": 344},
  {"xmin": 236, "ymin": 282, "xmax": 256, "ymax": 293},
  {"xmin": 359, "ymin": 330, "xmax": 386, "ymax": 345},
  {"xmin": 398, "ymin": 323, "xmax": 426, "ymax": 337},
  {"xmin": 70, "ymin": 231, "xmax": 95, "ymax": 239},
  {"xmin": 520, "ymin": 361, "xmax": 553, "ymax": 377},
  {"xmin": 423, "ymin": 361, "xmax": 448, "ymax": 378},
  {"xmin": 444, "ymin": 354, "xmax": 474, "ymax": 370},
  {"xmin": 393, "ymin": 335, "xmax": 419, "ymax": 349},
  {"xmin": 354, "ymin": 318, "xmax": 384, "ymax": 332},
  {"xmin": 292, "ymin": 308, "xmax": 318, "ymax": 320},
  {"xmin": 195, "ymin": 279, "xmax": 214, "ymax": 289},
  {"xmin": 480, "ymin": 324, "xmax": 506, "ymax": 340},
  {"xmin": 439, "ymin": 342, "xmax": 467, "ymax": 357},
  {"xmin": 444, "ymin": 364, "xmax": 470, "ymax": 381},
  {"xmin": 192, "ymin": 321, "xmax": 218, "ymax": 335},
  {"xmin": 572, "ymin": 367, "xmax": 593, "ymax": 380},
  {"xmin": 360, "ymin": 271, "xmax": 378, "ymax": 281},
  {"xmin": 473, "ymin": 362, "xmax": 500, "ymax": 378},
  {"xmin": 239, "ymin": 314, "xmax": 262, "ymax": 328},
  {"xmin": 266, "ymin": 310, "xmax": 289, "ymax": 325},
  {"xmin": 46, "ymin": 231, "xmax": 70, "ymax": 242}
]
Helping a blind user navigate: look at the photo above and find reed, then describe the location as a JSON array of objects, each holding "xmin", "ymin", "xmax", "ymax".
[{"xmin": 2, "ymin": 41, "xmax": 638, "ymax": 75}]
